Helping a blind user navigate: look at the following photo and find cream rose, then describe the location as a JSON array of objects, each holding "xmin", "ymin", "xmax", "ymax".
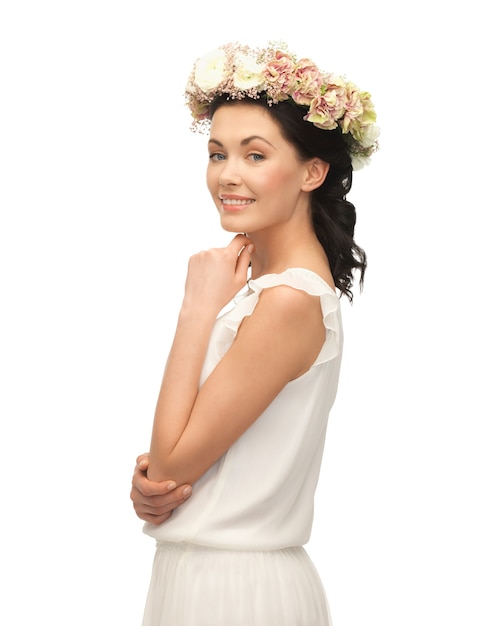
[
  {"xmin": 194, "ymin": 48, "xmax": 227, "ymax": 93},
  {"xmin": 233, "ymin": 52, "xmax": 266, "ymax": 90}
]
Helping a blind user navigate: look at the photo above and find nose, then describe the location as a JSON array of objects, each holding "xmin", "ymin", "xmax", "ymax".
[{"xmin": 218, "ymin": 158, "xmax": 241, "ymax": 186}]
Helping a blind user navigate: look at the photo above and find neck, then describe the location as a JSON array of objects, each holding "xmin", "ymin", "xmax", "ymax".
[{"xmin": 247, "ymin": 223, "xmax": 326, "ymax": 280}]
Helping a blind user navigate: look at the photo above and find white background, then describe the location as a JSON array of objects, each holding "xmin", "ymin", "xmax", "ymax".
[{"xmin": 1, "ymin": 1, "xmax": 499, "ymax": 624}]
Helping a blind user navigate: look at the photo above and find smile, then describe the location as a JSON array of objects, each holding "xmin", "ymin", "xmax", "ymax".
[{"xmin": 221, "ymin": 198, "xmax": 254, "ymax": 206}]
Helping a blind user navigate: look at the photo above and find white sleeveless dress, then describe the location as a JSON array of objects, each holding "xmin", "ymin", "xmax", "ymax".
[{"xmin": 142, "ymin": 268, "xmax": 343, "ymax": 626}]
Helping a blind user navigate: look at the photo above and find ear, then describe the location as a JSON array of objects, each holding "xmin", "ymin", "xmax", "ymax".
[{"xmin": 302, "ymin": 158, "xmax": 330, "ymax": 192}]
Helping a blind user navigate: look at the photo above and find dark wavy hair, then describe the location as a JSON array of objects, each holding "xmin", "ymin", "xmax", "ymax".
[{"xmin": 209, "ymin": 96, "xmax": 367, "ymax": 301}]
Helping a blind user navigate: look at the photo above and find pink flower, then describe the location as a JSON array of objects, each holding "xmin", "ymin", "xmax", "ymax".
[
  {"xmin": 262, "ymin": 50, "xmax": 296, "ymax": 100},
  {"xmin": 292, "ymin": 59, "xmax": 323, "ymax": 106}
]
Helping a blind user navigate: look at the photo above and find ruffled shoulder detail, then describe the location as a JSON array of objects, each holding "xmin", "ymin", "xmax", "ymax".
[{"xmin": 214, "ymin": 268, "xmax": 342, "ymax": 366}]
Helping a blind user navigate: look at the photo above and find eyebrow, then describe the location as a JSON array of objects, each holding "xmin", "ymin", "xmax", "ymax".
[{"xmin": 208, "ymin": 135, "xmax": 276, "ymax": 149}]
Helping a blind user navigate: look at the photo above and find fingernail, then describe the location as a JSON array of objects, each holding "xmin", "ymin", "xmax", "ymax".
[
  {"xmin": 138, "ymin": 459, "xmax": 147, "ymax": 469},
  {"xmin": 166, "ymin": 482, "xmax": 177, "ymax": 491},
  {"xmin": 182, "ymin": 486, "xmax": 192, "ymax": 497}
]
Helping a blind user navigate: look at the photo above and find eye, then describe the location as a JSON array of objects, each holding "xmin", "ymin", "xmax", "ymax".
[
  {"xmin": 248, "ymin": 153, "xmax": 264, "ymax": 162},
  {"xmin": 209, "ymin": 152, "xmax": 226, "ymax": 162}
]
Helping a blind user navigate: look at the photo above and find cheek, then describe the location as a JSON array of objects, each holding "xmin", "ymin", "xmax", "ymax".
[
  {"xmin": 256, "ymin": 166, "xmax": 296, "ymax": 195},
  {"xmin": 268, "ymin": 168, "xmax": 302, "ymax": 199}
]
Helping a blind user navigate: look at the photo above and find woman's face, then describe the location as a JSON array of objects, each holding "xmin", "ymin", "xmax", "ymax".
[{"xmin": 206, "ymin": 103, "xmax": 312, "ymax": 236}]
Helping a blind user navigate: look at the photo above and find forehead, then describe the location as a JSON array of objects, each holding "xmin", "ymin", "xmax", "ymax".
[{"xmin": 209, "ymin": 102, "xmax": 282, "ymax": 139}]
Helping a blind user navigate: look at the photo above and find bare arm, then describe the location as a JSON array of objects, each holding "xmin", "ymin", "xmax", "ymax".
[
  {"xmin": 147, "ymin": 235, "xmax": 325, "ymax": 485},
  {"xmin": 147, "ymin": 233, "xmax": 254, "ymax": 480}
]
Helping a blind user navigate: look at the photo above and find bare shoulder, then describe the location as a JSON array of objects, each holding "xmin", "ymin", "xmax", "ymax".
[{"xmin": 235, "ymin": 284, "xmax": 325, "ymax": 378}]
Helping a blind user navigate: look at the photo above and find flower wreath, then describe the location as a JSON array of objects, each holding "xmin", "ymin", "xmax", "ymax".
[{"xmin": 184, "ymin": 41, "xmax": 380, "ymax": 170}]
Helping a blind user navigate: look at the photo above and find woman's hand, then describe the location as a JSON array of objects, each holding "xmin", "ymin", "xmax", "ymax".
[
  {"xmin": 182, "ymin": 234, "xmax": 253, "ymax": 315},
  {"xmin": 130, "ymin": 454, "xmax": 192, "ymax": 525}
]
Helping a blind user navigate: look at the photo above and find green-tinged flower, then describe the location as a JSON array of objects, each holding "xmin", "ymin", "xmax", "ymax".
[
  {"xmin": 341, "ymin": 82, "xmax": 364, "ymax": 133},
  {"xmin": 305, "ymin": 96, "xmax": 340, "ymax": 130},
  {"xmin": 322, "ymin": 76, "xmax": 347, "ymax": 122},
  {"xmin": 358, "ymin": 91, "xmax": 377, "ymax": 125}
]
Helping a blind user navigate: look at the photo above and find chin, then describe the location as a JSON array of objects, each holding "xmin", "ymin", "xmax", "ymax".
[{"xmin": 219, "ymin": 216, "xmax": 248, "ymax": 233}]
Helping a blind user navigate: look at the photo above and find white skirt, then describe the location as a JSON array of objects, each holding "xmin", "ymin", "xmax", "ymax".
[{"xmin": 142, "ymin": 541, "xmax": 331, "ymax": 626}]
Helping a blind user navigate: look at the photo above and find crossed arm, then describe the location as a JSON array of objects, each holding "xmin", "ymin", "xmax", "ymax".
[{"xmin": 130, "ymin": 234, "xmax": 325, "ymax": 521}]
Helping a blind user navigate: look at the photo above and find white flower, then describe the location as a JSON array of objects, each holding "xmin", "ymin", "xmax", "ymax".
[
  {"xmin": 233, "ymin": 52, "xmax": 266, "ymax": 91},
  {"xmin": 194, "ymin": 48, "xmax": 227, "ymax": 93},
  {"xmin": 357, "ymin": 124, "xmax": 380, "ymax": 149}
]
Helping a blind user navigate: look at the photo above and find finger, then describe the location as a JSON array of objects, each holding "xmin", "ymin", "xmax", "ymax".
[
  {"xmin": 133, "ymin": 485, "xmax": 192, "ymax": 519},
  {"xmin": 235, "ymin": 243, "xmax": 253, "ymax": 278},
  {"xmin": 131, "ymin": 470, "xmax": 192, "ymax": 499},
  {"xmin": 131, "ymin": 472, "xmax": 178, "ymax": 497},
  {"xmin": 134, "ymin": 492, "xmax": 189, "ymax": 516},
  {"xmin": 135, "ymin": 510, "xmax": 173, "ymax": 525},
  {"xmin": 135, "ymin": 452, "xmax": 150, "ymax": 470},
  {"xmin": 168, "ymin": 484, "xmax": 192, "ymax": 503},
  {"xmin": 140, "ymin": 479, "xmax": 178, "ymax": 497},
  {"xmin": 132, "ymin": 483, "xmax": 192, "ymax": 505},
  {"xmin": 231, "ymin": 233, "xmax": 253, "ymax": 253}
]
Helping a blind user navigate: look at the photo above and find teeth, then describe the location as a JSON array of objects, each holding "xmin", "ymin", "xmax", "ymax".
[{"xmin": 221, "ymin": 198, "xmax": 253, "ymax": 205}]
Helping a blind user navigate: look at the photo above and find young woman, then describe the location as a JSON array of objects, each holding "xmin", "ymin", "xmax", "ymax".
[{"xmin": 131, "ymin": 42, "xmax": 379, "ymax": 625}]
